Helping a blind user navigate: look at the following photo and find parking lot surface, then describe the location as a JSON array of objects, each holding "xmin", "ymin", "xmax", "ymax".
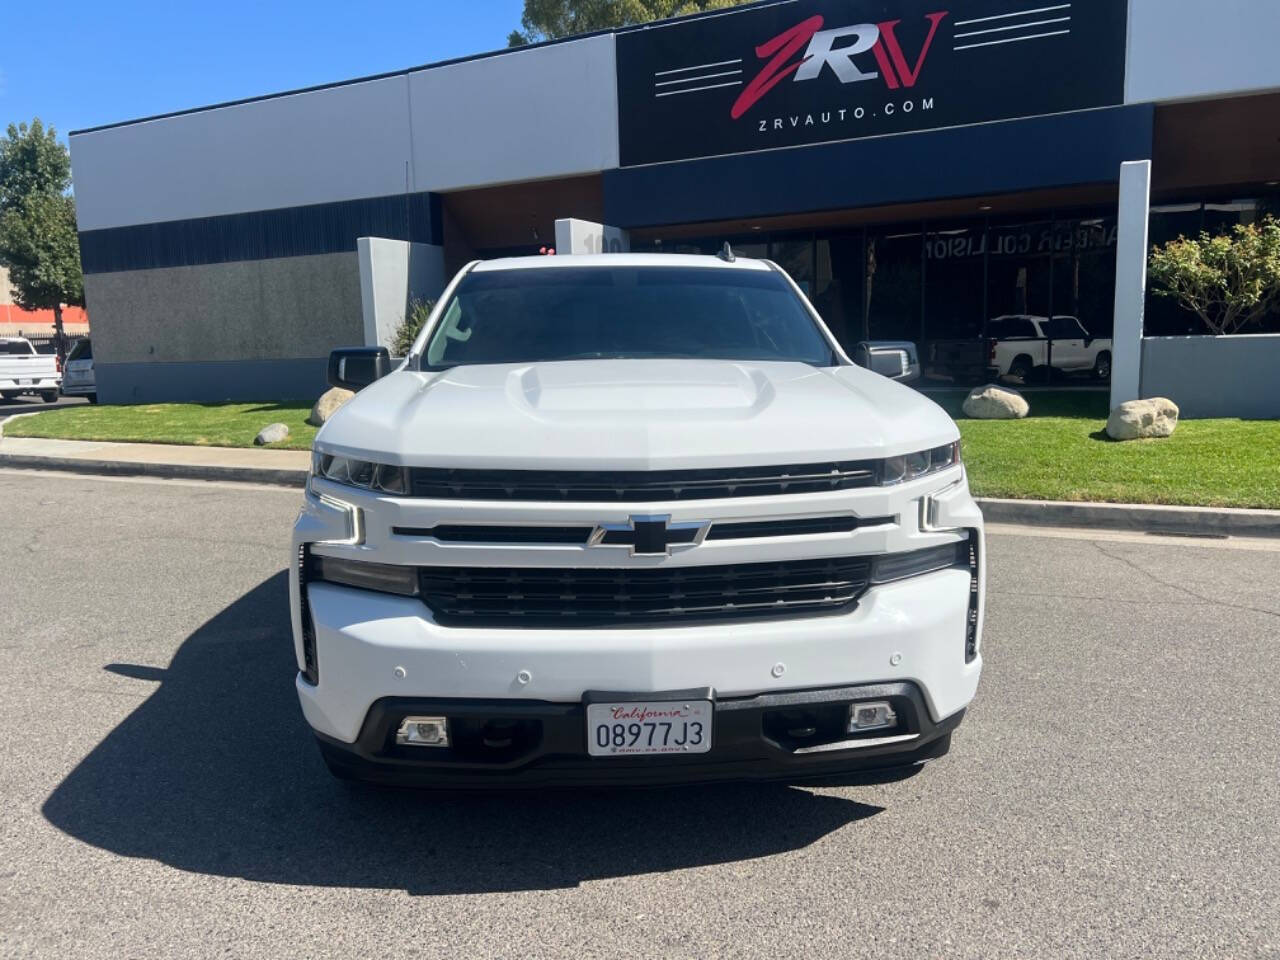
[
  {"xmin": 0, "ymin": 394, "xmax": 88, "ymax": 424},
  {"xmin": 1, "ymin": 469, "xmax": 1277, "ymax": 959}
]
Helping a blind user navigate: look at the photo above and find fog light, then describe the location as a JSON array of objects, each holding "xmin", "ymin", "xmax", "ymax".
[
  {"xmin": 396, "ymin": 716, "xmax": 449, "ymax": 747},
  {"xmin": 848, "ymin": 701, "xmax": 896, "ymax": 732}
]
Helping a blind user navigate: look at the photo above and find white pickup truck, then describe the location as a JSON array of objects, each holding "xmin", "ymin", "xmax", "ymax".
[
  {"xmin": 0, "ymin": 337, "xmax": 60, "ymax": 402},
  {"xmin": 293, "ymin": 253, "xmax": 984, "ymax": 788},
  {"xmin": 987, "ymin": 315, "xmax": 1112, "ymax": 382}
]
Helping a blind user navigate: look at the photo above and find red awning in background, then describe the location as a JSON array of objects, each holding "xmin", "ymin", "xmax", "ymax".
[{"xmin": 0, "ymin": 304, "xmax": 89, "ymax": 330}]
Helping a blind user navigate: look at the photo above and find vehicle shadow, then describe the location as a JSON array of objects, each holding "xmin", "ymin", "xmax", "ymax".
[{"xmin": 42, "ymin": 572, "xmax": 884, "ymax": 894}]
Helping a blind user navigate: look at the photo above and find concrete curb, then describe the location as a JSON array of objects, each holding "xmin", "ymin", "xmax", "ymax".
[
  {"xmin": 0, "ymin": 451, "xmax": 307, "ymax": 487},
  {"xmin": 977, "ymin": 497, "xmax": 1280, "ymax": 538}
]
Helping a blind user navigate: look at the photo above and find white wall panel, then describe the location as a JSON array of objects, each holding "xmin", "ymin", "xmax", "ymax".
[
  {"xmin": 408, "ymin": 35, "xmax": 618, "ymax": 192},
  {"xmin": 71, "ymin": 76, "xmax": 413, "ymax": 231},
  {"xmin": 1127, "ymin": 0, "xmax": 1280, "ymax": 104}
]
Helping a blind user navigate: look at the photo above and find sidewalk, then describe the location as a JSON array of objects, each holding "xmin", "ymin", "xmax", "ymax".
[
  {"xmin": 3, "ymin": 434, "xmax": 1279, "ymax": 536},
  {"xmin": 0, "ymin": 436, "xmax": 309, "ymax": 486}
]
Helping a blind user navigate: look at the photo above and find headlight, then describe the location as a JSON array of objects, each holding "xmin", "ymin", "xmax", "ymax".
[
  {"xmin": 880, "ymin": 441, "xmax": 960, "ymax": 485},
  {"xmin": 311, "ymin": 451, "xmax": 409, "ymax": 495}
]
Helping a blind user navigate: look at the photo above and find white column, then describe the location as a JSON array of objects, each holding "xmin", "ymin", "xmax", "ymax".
[
  {"xmin": 553, "ymin": 218, "xmax": 630, "ymax": 255},
  {"xmin": 1110, "ymin": 160, "xmax": 1151, "ymax": 407},
  {"xmin": 357, "ymin": 237, "xmax": 446, "ymax": 349}
]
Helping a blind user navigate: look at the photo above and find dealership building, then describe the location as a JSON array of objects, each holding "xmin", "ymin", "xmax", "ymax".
[{"xmin": 69, "ymin": 0, "xmax": 1280, "ymax": 416}]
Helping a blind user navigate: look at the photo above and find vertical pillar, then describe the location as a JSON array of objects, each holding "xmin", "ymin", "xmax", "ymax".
[
  {"xmin": 553, "ymin": 218, "xmax": 630, "ymax": 255},
  {"xmin": 357, "ymin": 237, "xmax": 446, "ymax": 350},
  {"xmin": 1110, "ymin": 160, "xmax": 1151, "ymax": 407}
]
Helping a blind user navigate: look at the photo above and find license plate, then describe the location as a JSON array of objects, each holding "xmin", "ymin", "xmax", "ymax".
[{"xmin": 587, "ymin": 700, "xmax": 712, "ymax": 757}]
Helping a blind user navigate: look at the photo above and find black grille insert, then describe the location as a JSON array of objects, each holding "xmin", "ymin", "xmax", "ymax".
[
  {"xmin": 298, "ymin": 544, "xmax": 318, "ymax": 685},
  {"xmin": 408, "ymin": 462, "xmax": 879, "ymax": 502},
  {"xmin": 393, "ymin": 524, "xmax": 594, "ymax": 544},
  {"xmin": 418, "ymin": 556, "xmax": 872, "ymax": 627}
]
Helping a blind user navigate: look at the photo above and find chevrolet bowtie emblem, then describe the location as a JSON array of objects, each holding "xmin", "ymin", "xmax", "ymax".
[{"xmin": 589, "ymin": 514, "xmax": 711, "ymax": 556}]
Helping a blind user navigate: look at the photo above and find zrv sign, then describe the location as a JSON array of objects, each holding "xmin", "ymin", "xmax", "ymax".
[{"xmin": 616, "ymin": 0, "xmax": 1127, "ymax": 166}]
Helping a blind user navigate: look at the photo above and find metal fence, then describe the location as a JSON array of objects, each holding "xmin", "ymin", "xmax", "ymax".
[{"xmin": 8, "ymin": 332, "xmax": 87, "ymax": 357}]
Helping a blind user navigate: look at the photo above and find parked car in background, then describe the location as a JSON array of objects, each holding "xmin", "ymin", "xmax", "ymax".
[
  {"xmin": 60, "ymin": 338, "xmax": 96, "ymax": 403},
  {"xmin": 0, "ymin": 337, "xmax": 60, "ymax": 402},
  {"xmin": 986, "ymin": 315, "xmax": 1112, "ymax": 382}
]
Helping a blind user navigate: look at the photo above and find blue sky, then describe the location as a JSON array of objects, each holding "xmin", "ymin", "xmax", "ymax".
[{"xmin": 1, "ymin": 0, "xmax": 525, "ymax": 140}]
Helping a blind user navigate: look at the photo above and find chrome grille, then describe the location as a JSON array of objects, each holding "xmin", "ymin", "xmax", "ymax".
[{"xmin": 418, "ymin": 556, "xmax": 872, "ymax": 627}]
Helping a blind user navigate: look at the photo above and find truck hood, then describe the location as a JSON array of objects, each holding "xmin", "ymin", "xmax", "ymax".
[{"xmin": 316, "ymin": 359, "xmax": 959, "ymax": 470}]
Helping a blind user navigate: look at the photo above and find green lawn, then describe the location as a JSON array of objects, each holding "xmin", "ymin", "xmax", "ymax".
[
  {"xmin": 6, "ymin": 392, "xmax": 1279, "ymax": 508},
  {"xmin": 3, "ymin": 402, "xmax": 316, "ymax": 451},
  {"xmin": 927, "ymin": 390, "xmax": 1280, "ymax": 509}
]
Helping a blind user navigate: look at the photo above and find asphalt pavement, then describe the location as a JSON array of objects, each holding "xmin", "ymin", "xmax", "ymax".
[
  {"xmin": 1, "ymin": 468, "xmax": 1276, "ymax": 959},
  {"xmin": 0, "ymin": 393, "xmax": 88, "ymax": 424}
]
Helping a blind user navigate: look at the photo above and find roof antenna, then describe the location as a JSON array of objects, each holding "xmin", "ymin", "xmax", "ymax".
[{"xmin": 717, "ymin": 241, "xmax": 736, "ymax": 263}]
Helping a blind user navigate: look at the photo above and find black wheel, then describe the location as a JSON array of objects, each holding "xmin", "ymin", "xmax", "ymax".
[
  {"xmin": 1093, "ymin": 351, "xmax": 1112, "ymax": 381},
  {"xmin": 40, "ymin": 390, "xmax": 58, "ymax": 403},
  {"xmin": 0, "ymin": 391, "xmax": 17, "ymax": 401},
  {"xmin": 88, "ymin": 393, "xmax": 99, "ymax": 404},
  {"xmin": 1008, "ymin": 355, "xmax": 1033, "ymax": 383}
]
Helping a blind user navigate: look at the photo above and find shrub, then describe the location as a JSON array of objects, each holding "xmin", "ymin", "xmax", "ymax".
[
  {"xmin": 391, "ymin": 298, "xmax": 435, "ymax": 357},
  {"xmin": 1148, "ymin": 215, "xmax": 1280, "ymax": 335}
]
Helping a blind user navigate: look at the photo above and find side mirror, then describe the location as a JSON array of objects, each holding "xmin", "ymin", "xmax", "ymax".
[
  {"xmin": 853, "ymin": 340, "xmax": 920, "ymax": 383},
  {"xmin": 328, "ymin": 346, "xmax": 392, "ymax": 391}
]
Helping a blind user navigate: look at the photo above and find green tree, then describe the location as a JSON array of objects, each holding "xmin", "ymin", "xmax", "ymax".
[
  {"xmin": 508, "ymin": 0, "xmax": 749, "ymax": 46},
  {"xmin": 1148, "ymin": 216, "xmax": 1280, "ymax": 335},
  {"xmin": 0, "ymin": 119, "xmax": 84, "ymax": 360}
]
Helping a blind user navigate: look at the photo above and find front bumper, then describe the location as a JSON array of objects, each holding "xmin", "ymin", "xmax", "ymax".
[
  {"xmin": 291, "ymin": 467, "xmax": 986, "ymax": 772},
  {"xmin": 316, "ymin": 682, "xmax": 963, "ymax": 787}
]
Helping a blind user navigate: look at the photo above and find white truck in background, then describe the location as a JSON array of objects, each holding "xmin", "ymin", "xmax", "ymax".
[
  {"xmin": 987, "ymin": 315, "xmax": 1112, "ymax": 383},
  {"xmin": 0, "ymin": 337, "xmax": 61, "ymax": 402}
]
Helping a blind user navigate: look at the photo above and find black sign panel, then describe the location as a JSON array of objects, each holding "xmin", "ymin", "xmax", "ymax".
[{"xmin": 616, "ymin": 0, "xmax": 1127, "ymax": 167}]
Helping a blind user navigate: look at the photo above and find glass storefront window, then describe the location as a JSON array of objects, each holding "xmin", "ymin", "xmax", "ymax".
[
  {"xmin": 1049, "ymin": 213, "xmax": 1117, "ymax": 383},
  {"xmin": 865, "ymin": 225, "xmax": 922, "ymax": 343},
  {"xmin": 922, "ymin": 220, "xmax": 986, "ymax": 385},
  {"xmin": 987, "ymin": 218, "xmax": 1052, "ymax": 384},
  {"xmin": 813, "ymin": 234, "xmax": 864, "ymax": 350}
]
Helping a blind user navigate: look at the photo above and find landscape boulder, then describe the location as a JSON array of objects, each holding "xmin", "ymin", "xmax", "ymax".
[
  {"xmin": 1105, "ymin": 397, "xmax": 1179, "ymax": 440},
  {"xmin": 254, "ymin": 422, "xmax": 290, "ymax": 445},
  {"xmin": 307, "ymin": 386, "xmax": 354, "ymax": 426},
  {"xmin": 962, "ymin": 384, "xmax": 1029, "ymax": 420}
]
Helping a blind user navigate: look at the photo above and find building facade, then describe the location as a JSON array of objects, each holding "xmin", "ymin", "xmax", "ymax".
[{"xmin": 69, "ymin": 0, "xmax": 1280, "ymax": 412}]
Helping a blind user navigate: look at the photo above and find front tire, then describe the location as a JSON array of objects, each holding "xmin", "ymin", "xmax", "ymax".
[
  {"xmin": 87, "ymin": 393, "xmax": 99, "ymax": 404},
  {"xmin": 40, "ymin": 390, "xmax": 58, "ymax": 403},
  {"xmin": 1008, "ymin": 355, "xmax": 1034, "ymax": 383},
  {"xmin": 1093, "ymin": 351, "xmax": 1112, "ymax": 381}
]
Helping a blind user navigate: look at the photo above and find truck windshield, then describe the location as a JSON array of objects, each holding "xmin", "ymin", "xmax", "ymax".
[{"xmin": 420, "ymin": 266, "xmax": 838, "ymax": 370}]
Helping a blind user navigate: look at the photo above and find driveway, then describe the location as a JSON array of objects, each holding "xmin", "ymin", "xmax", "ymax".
[{"xmin": 1, "ymin": 469, "xmax": 1276, "ymax": 959}]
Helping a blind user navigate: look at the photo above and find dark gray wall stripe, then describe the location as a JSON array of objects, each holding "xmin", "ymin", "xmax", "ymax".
[
  {"xmin": 603, "ymin": 105, "xmax": 1155, "ymax": 229},
  {"xmin": 79, "ymin": 192, "xmax": 442, "ymax": 275},
  {"xmin": 95, "ymin": 358, "xmax": 331, "ymax": 404}
]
